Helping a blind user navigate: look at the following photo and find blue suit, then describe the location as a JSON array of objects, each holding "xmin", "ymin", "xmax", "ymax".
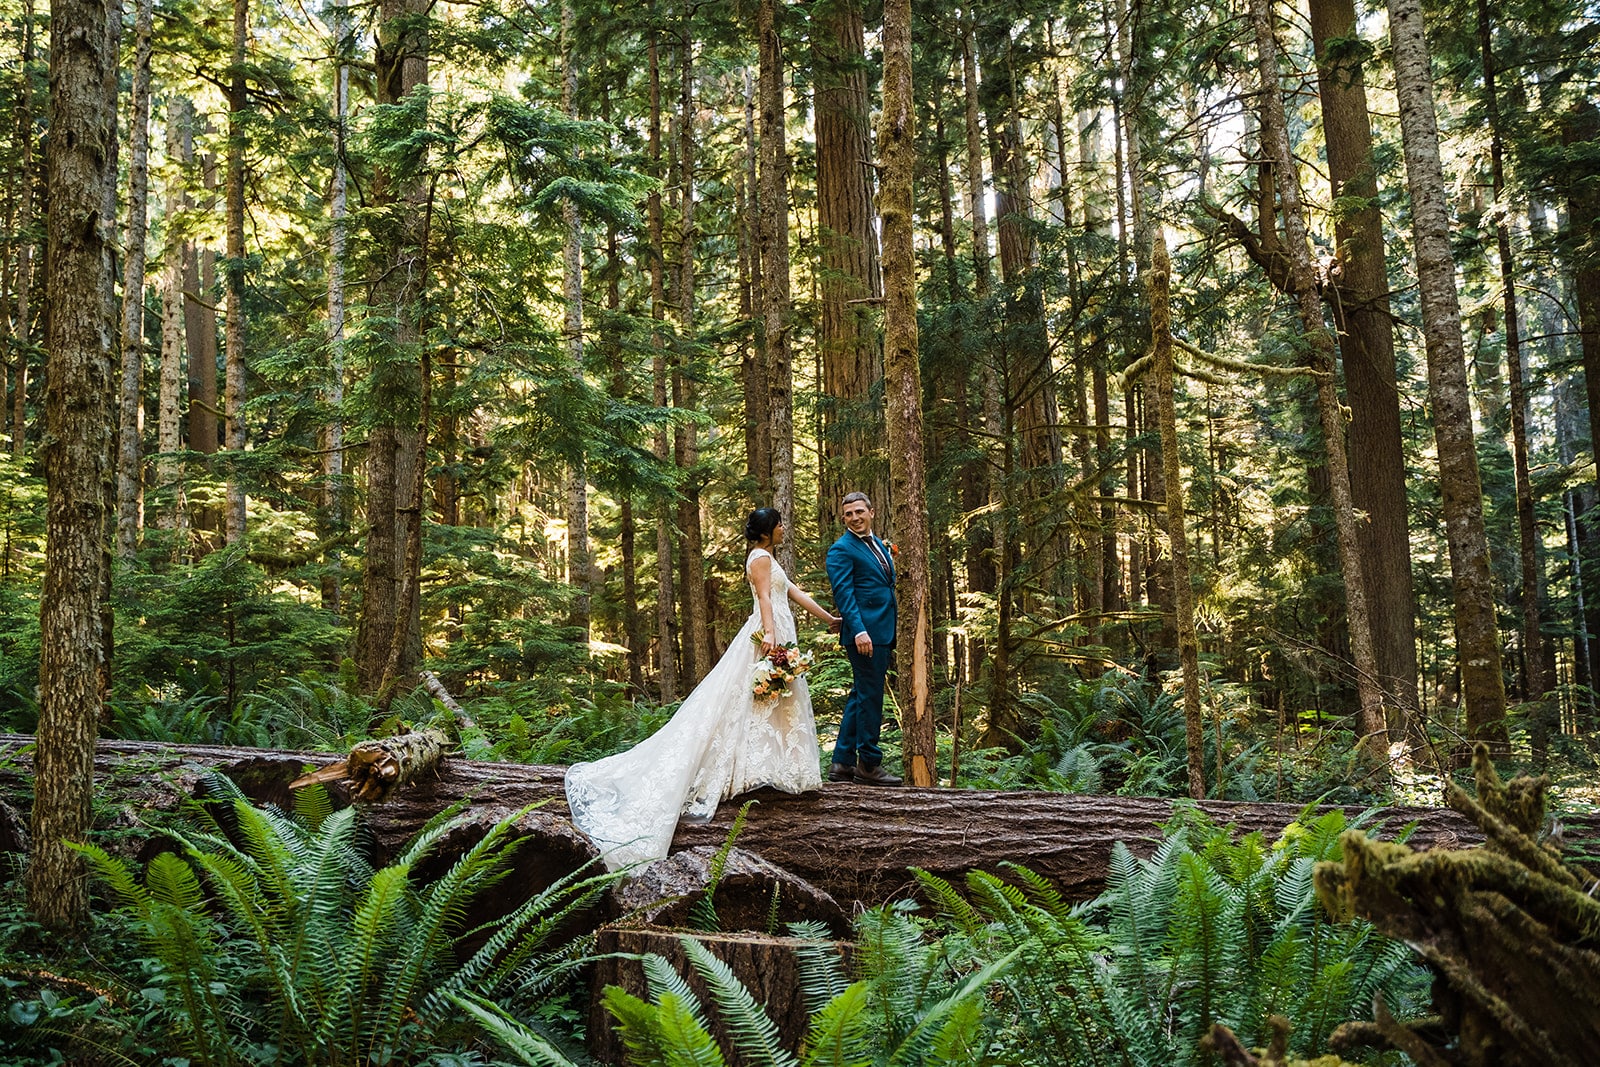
[{"xmin": 826, "ymin": 531, "xmax": 897, "ymax": 768}]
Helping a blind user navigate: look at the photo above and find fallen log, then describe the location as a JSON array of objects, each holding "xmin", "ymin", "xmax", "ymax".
[
  {"xmin": 0, "ymin": 735, "xmax": 1521, "ymax": 914},
  {"xmin": 289, "ymin": 727, "xmax": 452, "ymax": 802}
]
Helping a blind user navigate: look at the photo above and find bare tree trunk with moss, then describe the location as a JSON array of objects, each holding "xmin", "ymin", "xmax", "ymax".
[
  {"xmin": 758, "ymin": 0, "xmax": 795, "ymax": 572},
  {"xmin": 646, "ymin": 22, "xmax": 678, "ymax": 702},
  {"xmin": 9, "ymin": 0, "xmax": 34, "ymax": 458},
  {"xmin": 738, "ymin": 68, "xmax": 770, "ymax": 495},
  {"xmin": 222, "ymin": 0, "xmax": 249, "ymax": 544},
  {"xmin": 1478, "ymin": 0, "xmax": 1547, "ymax": 733},
  {"xmin": 674, "ymin": 22, "xmax": 711, "ymax": 679},
  {"xmin": 879, "ymin": 0, "xmax": 932, "ymax": 787},
  {"xmin": 27, "ymin": 0, "xmax": 117, "ymax": 929},
  {"xmin": 155, "ymin": 99, "xmax": 189, "ymax": 540},
  {"xmin": 1309, "ymin": 0, "xmax": 1421, "ymax": 738},
  {"xmin": 1145, "ymin": 232, "xmax": 1206, "ymax": 799},
  {"xmin": 561, "ymin": 0, "xmax": 590, "ymax": 640},
  {"xmin": 323, "ymin": 0, "xmax": 352, "ymax": 613},
  {"xmin": 1253, "ymin": 0, "xmax": 1387, "ymax": 752},
  {"xmin": 1388, "ymin": 0, "xmax": 1507, "ymax": 743},
  {"xmin": 115, "ymin": 0, "xmax": 154, "ymax": 562}
]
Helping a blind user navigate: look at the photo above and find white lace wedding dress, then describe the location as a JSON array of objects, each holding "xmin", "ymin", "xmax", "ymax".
[{"xmin": 564, "ymin": 547, "xmax": 823, "ymax": 871}]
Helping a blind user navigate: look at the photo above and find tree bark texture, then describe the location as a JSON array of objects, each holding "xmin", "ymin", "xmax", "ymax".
[
  {"xmin": 758, "ymin": 0, "xmax": 795, "ymax": 572},
  {"xmin": 357, "ymin": 0, "xmax": 429, "ymax": 693},
  {"xmin": 324, "ymin": 2, "xmax": 351, "ymax": 612},
  {"xmin": 1308, "ymin": 0, "xmax": 1420, "ymax": 732},
  {"xmin": 183, "ymin": 153, "xmax": 219, "ymax": 461},
  {"xmin": 814, "ymin": 0, "xmax": 884, "ymax": 527},
  {"xmin": 1148, "ymin": 232, "xmax": 1207, "ymax": 799},
  {"xmin": 9, "ymin": 0, "xmax": 34, "ymax": 458},
  {"xmin": 1254, "ymin": 0, "xmax": 1387, "ymax": 751},
  {"xmin": 26, "ymin": 0, "xmax": 117, "ymax": 928},
  {"xmin": 878, "ymin": 0, "xmax": 933, "ymax": 788},
  {"xmin": 647, "ymin": 25, "xmax": 678, "ymax": 703},
  {"xmin": 155, "ymin": 98, "xmax": 188, "ymax": 539},
  {"xmin": 738, "ymin": 67, "xmax": 771, "ymax": 495},
  {"xmin": 114, "ymin": 0, "xmax": 154, "ymax": 562},
  {"xmin": 223, "ymin": 0, "xmax": 249, "ymax": 544},
  {"xmin": 0, "ymin": 736, "xmax": 1510, "ymax": 917},
  {"xmin": 1387, "ymin": 0, "xmax": 1507, "ymax": 743},
  {"xmin": 1477, "ymin": 0, "xmax": 1547, "ymax": 719},
  {"xmin": 561, "ymin": 0, "xmax": 590, "ymax": 641}
]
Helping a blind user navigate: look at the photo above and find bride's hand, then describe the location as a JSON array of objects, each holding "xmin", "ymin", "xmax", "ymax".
[
  {"xmin": 827, "ymin": 614, "xmax": 842, "ymax": 633},
  {"xmin": 761, "ymin": 636, "xmax": 779, "ymax": 657}
]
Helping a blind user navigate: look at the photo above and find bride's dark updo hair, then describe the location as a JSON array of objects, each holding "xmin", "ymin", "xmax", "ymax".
[{"xmin": 744, "ymin": 507, "xmax": 783, "ymax": 544}]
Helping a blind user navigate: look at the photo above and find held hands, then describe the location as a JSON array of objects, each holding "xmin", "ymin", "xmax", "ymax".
[{"xmin": 828, "ymin": 613, "xmax": 842, "ymax": 634}]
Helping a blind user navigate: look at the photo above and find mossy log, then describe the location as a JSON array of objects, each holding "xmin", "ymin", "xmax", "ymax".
[
  {"xmin": 288, "ymin": 727, "xmax": 451, "ymax": 803},
  {"xmin": 5, "ymin": 735, "xmax": 1590, "ymax": 918},
  {"xmin": 1317, "ymin": 745, "xmax": 1600, "ymax": 1067}
]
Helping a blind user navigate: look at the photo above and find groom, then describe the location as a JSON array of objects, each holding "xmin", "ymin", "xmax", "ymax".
[{"xmin": 825, "ymin": 492, "xmax": 903, "ymax": 786}]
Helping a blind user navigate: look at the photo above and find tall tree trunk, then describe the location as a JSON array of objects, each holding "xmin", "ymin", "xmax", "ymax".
[
  {"xmin": 814, "ymin": 0, "xmax": 883, "ymax": 524},
  {"xmin": 1388, "ymin": 0, "xmax": 1508, "ymax": 743},
  {"xmin": 183, "ymin": 150, "xmax": 219, "ymax": 463},
  {"xmin": 561, "ymin": 0, "xmax": 590, "ymax": 640},
  {"xmin": 647, "ymin": 21, "xmax": 678, "ymax": 702},
  {"xmin": 27, "ymin": 0, "xmax": 117, "ymax": 929},
  {"xmin": 323, "ymin": 0, "xmax": 351, "ymax": 613},
  {"xmin": 357, "ymin": 0, "xmax": 430, "ymax": 694},
  {"xmin": 1478, "ymin": 0, "xmax": 1547, "ymax": 732},
  {"xmin": 1148, "ymin": 231, "xmax": 1205, "ymax": 798},
  {"xmin": 1308, "ymin": 0, "xmax": 1421, "ymax": 734},
  {"xmin": 114, "ymin": 0, "xmax": 154, "ymax": 562},
  {"xmin": 223, "ymin": 0, "xmax": 249, "ymax": 544},
  {"xmin": 879, "ymin": 0, "xmax": 931, "ymax": 786},
  {"xmin": 155, "ymin": 98, "xmax": 189, "ymax": 541},
  {"xmin": 738, "ymin": 67, "xmax": 770, "ymax": 495},
  {"xmin": 1254, "ymin": 0, "xmax": 1387, "ymax": 752},
  {"xmin": 758, "ymin": 0, "xmax": 795, "ymax": 570},
  {"xmin": 674, "ymin": 20, "xmax": 710, "ymax": 680},
  {"xmin": 10, "ymin": 0, "xmax": 33, "ymax": 457}
]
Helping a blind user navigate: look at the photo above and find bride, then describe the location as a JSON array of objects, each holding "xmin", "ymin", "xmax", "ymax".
[{"xmin": 565, "ymin": 508, "xmax": 840, "ymax": 870}]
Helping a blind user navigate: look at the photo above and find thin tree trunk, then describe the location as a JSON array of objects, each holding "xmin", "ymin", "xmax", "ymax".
[
  {"xmin": 324, "ymin": 0, "xmax": 351, "ymax": 613},
  {"xmin": 647, "ymin": 21, "xmax": 678, "ymax": 702},
  {"xmin": 814, "ymin": 0, "xmax": 883, "ymax": 523},
  {"xmin": 27, "ymin": 0, "xmax": 116, "ymax": 929},
  {"xmin": 184, "ymin": 150, "xmax": 219, "ymax": 464},
  {"xmin": 10, "ymin": 0, "xmax": 33, "ymax": 458},
  {"xmin": 738, "ymin": 67, "xmax": 770, "ymax": 495},
  {"xmin": 1309, "ymin": 0, "xmax": 1421, "ymax": 735},
  {"xmin": 674, "ymin": 20, "xmax": 710, "ymax": 680},
  {"xmin": 879, "ymin": 0, "xmax": 931, "ymax": 787},
  {"xmin": 114, "ymin": 0, "xmax": 154, "ymax": 562},
  {"xmin": 561, "ymin": 0, "xmax": 590, "ymax": 640},
  {"xmin": 155, "ymin": 99, "xmax": 189, "ymax": 541},
  {"xmin": 223, "ymin": 0, "xmax": 248, "ymax": 544},
  {"xmin": 1388, "ymin": 0, "xmax": 1508, "ymax": 743},
  {"xmin": 758, "ymin": 0, "xmax": 795, "ymax": 572},
  {"xmin": 1254, "ymin": 0, "xmax": 1387, "ymax": 752},
  {"xmin": 1478, "ymin": 0, "xmax": 1547, "ymax": 731},
  {"xmin": 1148, "ymin": 231, "xmax": 1205, "ymax": 798}
]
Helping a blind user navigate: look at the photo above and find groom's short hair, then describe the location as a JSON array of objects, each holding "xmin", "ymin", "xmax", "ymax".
[{"xmin": 841, "ymin": 491, "xmax": 872, "ymax": 508}]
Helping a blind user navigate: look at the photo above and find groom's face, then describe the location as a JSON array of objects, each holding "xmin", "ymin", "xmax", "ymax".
[{"xmin": 841, "ymin": 499, "xmax": 874, "ymax": 536}]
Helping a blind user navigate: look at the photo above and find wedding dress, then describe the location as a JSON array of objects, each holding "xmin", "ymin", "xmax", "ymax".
[{"xmin": 565, "ymin": 547, "xmax": 823, "ymax": 871}]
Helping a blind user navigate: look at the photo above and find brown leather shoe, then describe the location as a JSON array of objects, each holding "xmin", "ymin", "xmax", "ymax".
[
  {"xmin": 853, "ymin": 763, "xmax": 902, "ymax": 786},
  {"xmin": 828, "ymin": 762, "xmax": 855, "ymax": 783}
]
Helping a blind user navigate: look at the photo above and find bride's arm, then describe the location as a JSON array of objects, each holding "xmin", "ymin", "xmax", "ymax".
[
  {"xmin": 749, "ymin": 555, "xmax": 779, "ymax": 654},
  {"xmin": 788, "ymin": 583, "xmax": 842, "ymax": 630}
]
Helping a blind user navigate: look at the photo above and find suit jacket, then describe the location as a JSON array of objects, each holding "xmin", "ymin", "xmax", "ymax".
[{"xmin": 826, "ymin": 531, "xmax": 897, "ymax": 649}]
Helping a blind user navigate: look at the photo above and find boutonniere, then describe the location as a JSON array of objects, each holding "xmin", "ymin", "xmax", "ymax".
[{"xmin": 884, "ymin": 540, "xmax": 899, "ymax": 558}]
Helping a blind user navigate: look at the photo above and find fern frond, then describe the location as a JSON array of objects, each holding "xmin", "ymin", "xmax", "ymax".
[
  {"xmin": 884, "ymin": 945, "xmax": 1020, "ymax": 1066},
  {"xmin": 603, "ymin": 985, "xmax": 670, "ymax": 1067},
  {"xmin": 655, "ymin": 990, "xmax": 731, "ymax": 1067},
  {"xmin": 450, "ymin": 991, "xmax": 580, "ymax": 1067},
  {"xmin": 679, "ymin": 936, "xmax": 798, "ymax": 1067},
  {"xmin": 798, "ymin": 981, "xmax": 873, "ymax": 1067},
  {"xmin": 641, "ymin": 953, "xmax": 712, "ymax": 1032},
  {"xmin": 789, "ymin": 924, "xmax": 852, "ymax": 1017}
]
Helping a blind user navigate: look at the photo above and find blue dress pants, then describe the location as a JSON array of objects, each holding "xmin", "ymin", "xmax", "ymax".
[{"xmin": 836, "ymin": 643, "xmax": 892, "ymax": 768}]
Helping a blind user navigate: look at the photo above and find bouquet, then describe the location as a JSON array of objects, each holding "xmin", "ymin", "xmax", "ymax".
[{"xmin": 750, "ymin": 630, "xmax": 815, "ymax": 701}]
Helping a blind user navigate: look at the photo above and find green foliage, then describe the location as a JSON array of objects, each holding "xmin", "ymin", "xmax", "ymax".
[
  {"xmin": 70, "ymin": 776, "xmax": 619, "ymax": 1065},
  {"xmin": 603, "ymin": 920, "xmax": 1018, "ymax": 1067},
  {"xmin": 917, "ymin": 808, "xmax": 1429, "ymax": 1067},
  {"xmin": 688, "ymin": 800, "xmax": 755, "ymax": 932}
]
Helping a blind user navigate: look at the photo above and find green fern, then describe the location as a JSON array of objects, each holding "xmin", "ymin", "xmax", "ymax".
[{"xmin": 689, "ymin": 800, "xmax": 754, "ymax": 932}]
